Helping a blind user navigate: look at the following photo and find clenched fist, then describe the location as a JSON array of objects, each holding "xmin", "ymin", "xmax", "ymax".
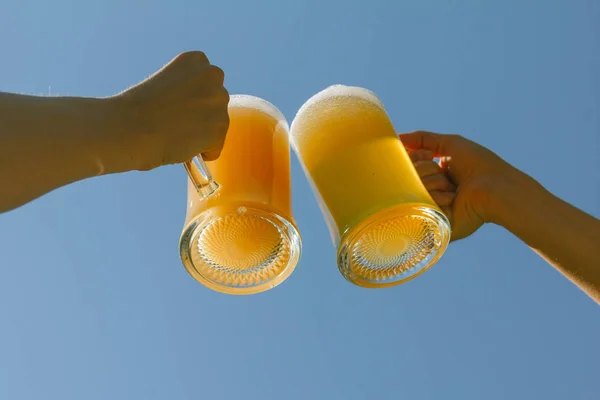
[
  {"xmin": 111, "ymin": 51, "xmax": 230, "ymax": 171},
  {"xmin": 0, "ymin": 51, "xmax": 229, "ymax": 212}
]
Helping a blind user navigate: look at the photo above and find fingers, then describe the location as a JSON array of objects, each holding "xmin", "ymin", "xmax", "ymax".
[
  {"xmin": 399, "ymin": 131, "xmax": 444, "ymax": 153},
  {"xmin": 414, "ymin": 160, "xmax": 455, "ymax": 190},
  {"xmin": 173, "ymin": 50, "xmax": 210, "ymax": 65},
  {"xmin": 399, "ymin": 130, "xmax": 460, "ymax": 157},
  {"xmin": 202, "ymin": 149, "xmax": 222, "ymax": 161},
  {"xmin": 199, "ymin": 103, "xmax": 230, "ymax": 162},
  {"xmin": 201, "ymin": 132, "xmax": 227, "ymax": 160},
  {"xmin": 150, "ymin": 51, "xmax": 211, "ymax": 82},
  {"xmin": 429, "ymin": 191, "xmax": 456, "ymax": 207},
  {"xmin": 408, "ymin": 149, "xmax": 434, "ymax": 162},
  {"xmin": 413, "ymin": 159, "xmax": 447, "ymax": 182},
  {"xmin": 421, "ymin": 174, "xmax": 456, "ymax": 192},
  {"xmin": 412, "ymin": 159, "xmax": 456, "ymax": 206},
  {"xmin": 211, "ymin": 65, "xmax": 225, "ymax": 85},
  {"xmin": 213, "ymin": 86, "xmax": 230, "ymax": 107},
  {"xmin": 199, "ymin": 64, "xmax": 225, "ymax": 86},
  {"xmin": 413, "ymin": 159, "xmax": 440, "ymax": 177},
  {"xmin": 158, "ymin": 51, "xmax": 224, "ymax": 90}
]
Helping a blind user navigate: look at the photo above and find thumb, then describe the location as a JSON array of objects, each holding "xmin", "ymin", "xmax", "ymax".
[
  {"xmin": 201, "ymin": 134, "xmax": 227, "ymax": 161},
  {"xmin": 202, "ymin": 148, "xmax": 222, "ymax": 161},
  {"xmin": 399, "ymin": 131, "xmax": 450, "ymax": 157}
]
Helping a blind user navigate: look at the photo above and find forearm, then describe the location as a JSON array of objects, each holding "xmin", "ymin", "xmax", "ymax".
[
  {"xmin": 492, "ymin": 172, "xmax": 600, "ymax": 303},
  {"xmin": 0, "ymin": 93, "xmax": 126, "ymax": 212}
]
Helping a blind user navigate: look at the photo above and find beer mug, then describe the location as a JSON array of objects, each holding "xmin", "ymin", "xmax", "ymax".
[
  {"xmin": 290, "ymin": 85, "xmax": 450, "ymax": 288},
  {"xmin": 180, "ymin": 95, "xmax": 302, "ymax": 295}
]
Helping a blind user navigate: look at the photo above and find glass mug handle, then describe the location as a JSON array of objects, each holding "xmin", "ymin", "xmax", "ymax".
[{"xmin": 184, "ymin": 155, "xmax": 219, "ymax": 199}]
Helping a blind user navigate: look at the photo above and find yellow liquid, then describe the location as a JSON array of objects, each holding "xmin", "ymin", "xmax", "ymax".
[
  {"xmin": 180, "ymin": 95, "xmax": 301, "ymax": 294},
  {"xmin": 291, "ymin": 85, "xmax": 449, "ymax": 287},
  {"xmin": 291, "ymin": 87, "xmax": 438, "ymax": 243},
  {"xmin": 184, "ymin": 101, "xmax": 293, "ymax": 226}
]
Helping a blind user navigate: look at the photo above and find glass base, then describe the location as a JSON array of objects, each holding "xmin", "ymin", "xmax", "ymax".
[
  {"xmin": 179, "ymin": 206, "xmax": 301, "ymax": 295},
  {"xmin": 337, "ymin": 204, "xmax": 450, "ymax": 288}
]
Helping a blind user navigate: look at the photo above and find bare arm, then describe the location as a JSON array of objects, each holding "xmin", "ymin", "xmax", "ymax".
[
  {"xmin": 0, "ymin": 93, "xmax": 121, "ymax": 212},
  {"xmin": 400, "ymin": 131, "xmax": 600, "ymax": 304},
  {"xmin": 492, "ymin": 173, "xmax": 600, "ymax": 302},
  {"xmin": 0, "ymin": 51, "xmax": 229, "ymax": 213}
]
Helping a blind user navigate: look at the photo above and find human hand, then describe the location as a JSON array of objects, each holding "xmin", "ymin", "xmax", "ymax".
[
  {"xmin": 109, "ymin": 51, "xmax": 229, "ymax": 172},
  {"xmin": 399, "ymin": 131, "xmax": 529, "ymax": 240}
]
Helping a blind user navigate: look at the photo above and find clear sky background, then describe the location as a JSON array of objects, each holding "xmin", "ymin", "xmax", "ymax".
[{"xmin": 1, "ymin": 1, "xmax": 599, "ymax": 399}]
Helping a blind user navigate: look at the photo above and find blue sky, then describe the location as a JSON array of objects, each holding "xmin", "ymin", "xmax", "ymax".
[{"xmin": 1, "ymin": 1, "xmax": 599, "ymax": 399}]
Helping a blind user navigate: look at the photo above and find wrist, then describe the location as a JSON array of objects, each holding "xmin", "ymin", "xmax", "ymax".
[
  {"xmin": 93, "ymin": 96, "xmax": 139, "ymax": 174},
  {"xmin": 101, "ymin": 94, "xmax": 163, "ymax": 173},
  {"xmin": 45, "ymin": 96, "xmax": 129, "ymax": 177},
  {"xmin": 485, "ymin": 168, "xmax": 552, "ymax": 230}
]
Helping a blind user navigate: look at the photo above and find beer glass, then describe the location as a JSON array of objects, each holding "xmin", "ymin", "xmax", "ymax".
[
  {"xmin": 180, "ymin": 95, "xmax": 302, "ymax": 295},
  {"xmin": 290, "ymin": 85, "xmax": 450, "ymax": 288}
]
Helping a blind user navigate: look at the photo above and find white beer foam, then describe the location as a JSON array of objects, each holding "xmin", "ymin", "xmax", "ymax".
[
  {"xmin": 229, "ymin": 94, "xmax": 288, "ymax": 128},
  {"xmin": 292, "ymin": 85, "xmax": 384, "ymax": 129}
]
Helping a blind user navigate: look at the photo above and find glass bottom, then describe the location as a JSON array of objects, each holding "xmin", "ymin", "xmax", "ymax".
[
  {"xmin": 180, "ymin": 206, "xmax": 301, "ymax": 295},
  {"xmin": 337, "ymin": 204, "xmax": 450, "ymax": 288}
]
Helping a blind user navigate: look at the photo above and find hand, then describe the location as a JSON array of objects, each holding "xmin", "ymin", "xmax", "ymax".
[
  {"xmin": 110, "ymin": 51, "xmax": 230, "ymax": 171},
  {"xmin": 399, "ymin": 131, "xmax": 528, "ymax": 240}
]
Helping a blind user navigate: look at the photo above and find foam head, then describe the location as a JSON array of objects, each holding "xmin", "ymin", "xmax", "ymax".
[
  {"xmin": 291, "ymin": 85, "xmax": 384, "ymax": 131},
  {"xmin": 229, "ymin": 94, "xmax": 289, "ymax": 129}
]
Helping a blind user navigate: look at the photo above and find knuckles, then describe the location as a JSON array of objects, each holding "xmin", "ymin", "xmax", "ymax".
[
  {"xmin": 174, "ymin": 51, "xmax": 210, "ymax": 65},
  {"xmin": 212, "ymin": 86, "xmax": 230, "ymax": 105},
  {"xmin": 448, "ymin": 133, "xmax": 464, "ymax": 141},
  {"xmin": 206, "ymin": 65, "xmax": 225, "ymax": 84}
]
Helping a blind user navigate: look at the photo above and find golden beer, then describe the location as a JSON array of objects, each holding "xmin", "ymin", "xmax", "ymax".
[
  {"xmin": 180, "ymin": 95, "xmax": 302, "ymax": 295},
  {"xmin": 290, "ymin": 85, "xmax": 450, "ymax": 287}
]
